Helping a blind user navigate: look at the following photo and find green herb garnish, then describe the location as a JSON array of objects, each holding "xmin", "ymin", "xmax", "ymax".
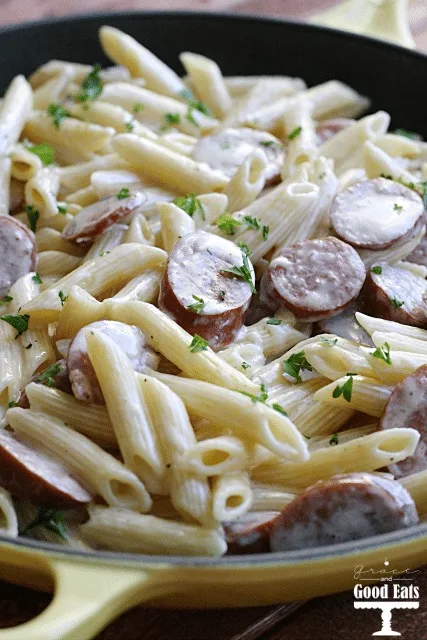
[
  {"xmin": 173, "ymin": 193, "xmax": 205, "ymax": 220},
  {"xmin": 242, "ymin": 361, "xmax": 250, "ymax": 370},
  {"xmin": 133, "ymin": 103, "xmax": 144, "ymax": 113},
  {"xmin": 58, "ymin": 291, "xmax": 68, "ymax": 306},
  {"xmin": 371, "ymin": 266, "xmax": 382, "ymax": 275},
  {"xmin": 125, "ymin": 120, "xmax": 134, "ymax": 132},
  {"xmin": 21, "ymin": 508, "xmax": 67, "ymax": 540},
  {"xmin": 262, "ymin": 225, "xmax": 269, "ymax": 241},
  {"xmin": 35, "ymin": 362, "xmax": 61, "ymax": 387},
  {"xmin": 7, "ymin": 401, "xmax": 17, "ymax": 408},
  {"xmin": 216, "ymin": 213, "xmax": 242, "ymax": 235},
  {"xmin": 272, "ymin": 403, "xmax": 288, "ymax": 416},
  {"xmin": 188, "ymin": 295, "xmax": 205, "ymax": 314},
  {"xmin": 32, "ymin": 273, "xmax": 42, "ymax": 284},
  {"xmin": 221, "ymin": 251, "xmax": 255, "ymax": 293},
  {"xmin": 394, "ymin": 128, "xmax": 420, "ymax": 140},
  {"xmin": 47, "ymin": 103, "xmax": 70, "ymax": 128},
  {"xmin": 267, "ymin": 318, "xmax": 281, "ymax": 325},
  {"xmin": 371, "ymin": 342, "xmax": 392, "ymax": 365},
  {"xmin": 329, "ymin": 433, "xmax": 339, "ymax": 446},
  {"xmin": 189, "ymin": 334, "xmax": 209, "ymax": 353},
  {"xmin": 332, "ymin": 374, "xmax": 355, "ymax": 402},
  {"xmin": 116, "ymin": 188, "xmax": 130, "ymax": 200},
  {"xmin": 389, "ymin": 297, "xmax": 404, "ymax": 309},
  {"xmin": 0, "ymin": 295, "xmax": 13, "ymax": 304},
  {"xmin": 75, "ymin": 64, "xmax": 103, "ymax": 104},
  {"xmin": 243, "ymin": 215, "xmax": 260, "ymax": 231},
  {"xmin": 320, "ymin": 337, "xmax": 338, "ymax": 347},
  {"xmin": 57, "ymin": 204, "xmax": 68, "ymax": 214},
  {"xmin": 26, "ymin": 205, "xmax": 39, "ymax": 233},
  {"xmin": 162, "ymin": 112, "xmax": 181, "ymax": 130},
  {"xmin": 283, "ymin": 351, "xmax": 312, "ymax": 383},
  {"xmin": 288, "ymin": 126, "xmax": 302, "ymax": 140},
  {"xmin": 0, "ymin": 314, "xmax": 30, "ymax": 338},
  {"xmin": 393, "ymin": 203, "xmax": 403, "ymax": 212},
  {"xmin": 27, "ymin": 142, "xmax": 55, "ymax": 166}
]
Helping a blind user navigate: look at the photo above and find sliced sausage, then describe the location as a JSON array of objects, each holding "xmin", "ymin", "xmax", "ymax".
[
  {"xmin": 224, "ymin": 511, "xmax": 279, "ymax": 555},
  {"xmin": 259, "ymin": 237, "xmax": 366, "ymax": 322},
  {"xmin": 380, "ymin": 365, "xmax": 427, "ymax": 477},
  {"xmin": 361, "ymin": 261, "xmax": 427, "ymax": 327},
  {"xmin": 406, "ymin": 233, "xmax": 427, "ymax": 267},
  {"xmin": 0, "ymin": 428, "xmax": 91, "ymax": 508},
  {"xmin": 191, "ymin": 127, "xmax": 284, "ymax": 185},
  {"xmin": 330, "ymin": 178, "xmax": 424, "ymax": 250},
  {"xmin": 316, "ymin": 118, "xmax": 355, "ymax": 145},
  {"xmin": 315, "ymin": 302, "xmax": 373, "ymax": 346},
  {"xmin": 67, "ymin": 320, "xmax": 160, "ymax": 404},
  {"xmin": 17, "ymin": 359, "xmax": 72, "ymax": 409},
  {"xmin": 0, "ymin": 215, "xmax": 37, "ymax": 298},
  {"xmin": 158, "ymin": 231, "xmax": 255, "ymax": 349},
  {"xmin": 269, "ymin": 473, "xmax": 418, "ymax": 552},
  {"xmin": 62, "ymin": 191, "xmax": 147, "ymax": 243}
]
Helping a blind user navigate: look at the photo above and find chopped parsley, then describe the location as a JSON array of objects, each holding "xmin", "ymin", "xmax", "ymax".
[
  {"xmin": 393, "ymin": 128, "xmax": 420, "ymax": 140},
  {"xmin": 332, "ymin": 374, "xmax": 355, "ymax": 402},
  {"xmin": 272, "ymin": 403, "xmax": 288, "ymax": 416},
  {"xmin": 288, "ymin": 126, "xmax": 302, "ymax": 140},
  {"xmin": 371, "ymin": 342, "xmax": 392, "ymax": 365},
  {"xmin": 47, "ymin": 103, "xmax": 70, "ymax": 129},
  {"xmin": 239, "ymin": 383, "xmax": 268, "ymax": 404},
  {"xmin": 389, "ymin": 297, "xmax": 404, "ymax": 309},
  {"xmin": 320, "ymin": 337, "xmax": 338, "ymax": 347},
  {"xmin": 219, "ymin": 290, "xmax": 226, "ymax": 301},
  {"xmin": 133, "ymin": 103, "xmax": 144, "ymax": 113},
  {"xmin": 393, "ymin": 203, "xmax": 403, "ymax": 212},
  {"xmin": 267, "ymin": 318, "xmax": 281, "ymax": 325},
  {"xmin": 283, "ymin": 351, "xmax": 312, "ymax": 383},
  {"xmin": 260, "ymin": 140, "xmax": 275, "ymax": 147},
  {"xmin": 243, "ymin": 215, "xmax": 260, "ymax": 231},
  {"xmin": 237, "ymin": 243, "xmax": 251, "ymax": 256},
  {"xmin": 7, "ymin": 401, "xmax": 17, "ymax": 408},
  {"xmin": 162, "ymin": 112, "xmax": 181, "ymax": 130},
  {"xmin": 221, "ymin": 251, "xmax": 255, "ymax": 293},
  {"xmin": 187, "ymin": 295, "xmax": 205, "ymax": 314},
  {"xmin": 21, "ymin": 508, "xmax": 67, "ymax": 540},
  {"xmin": 262, "ymin": 225, "xmax": 269, "ymax": 241},
  {"xmin": 184, "ymin": 99, "xmax": 211, "ymax": 127},
  {"xmin": 242, "ymin": 361, "xmax": 250, "ymax": 370},
  {"xmin": 0, "ymin": 295, "xmax": 13, "ymax": 305},
  {"xmin": 116, "ymin": 188, "xmax": 130, "ymax": 200},
  {"xmin": 329, "ymin": 433, "xmax": 339, "ymax": 446},
  {"xmin": 0, "ymin": 314, "xmax": 30, "ymax": 338},
  {"xmin": 189, "ymin": 334, "xmax": 209, "ymax": 352},
  {"xmin": 75, "ymin": 64, "xmax": 103, "ymax": 104},
  {"xmin": 371, "ymin": 265, "xmax": 382, "ymax": 275},
  {"xmin": 35, "ymin": 362, "xmax": 61, "ymax": 387},
  {"xmin": 125, "ymin": 120, "xmax": 134, "ymax": 132},
  {"xmin": 216, "ymin": 213, "xmax": 242, "ymax": 235},
  {"xmin": 32, "ymin": 272, "xmax": 42, "ymax": 284},
  {"xmin": 27, "ymin": 142, "xmax": 55, "ymax": 166},
  {"xmin": 57, "ymin": 204, "xmax": 68, "ymax": 214},
  {"xmin": 58, "ymin": 291, "xmax": 68, "ymax": 306},
  {"xmin": 173, "ymin": 193, "xmax": 205, "ymax": 220},
  {"xmin": 26, "ymin": 205, "xmax": 39, "ymax": 233}
]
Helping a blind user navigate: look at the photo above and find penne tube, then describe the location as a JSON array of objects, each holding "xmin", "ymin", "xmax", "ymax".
[
  {"xmin": 25, "ymin": 166, "xmax": 60, "ymax": 218},
  {"xmin": 80, "ymin": 505, "xmax": 226, "ymax": 556},
  {"xmin": 223, "ymin": 75, "xmax": 305, "ymax": 97},
  {"xmin": 367, "ymin": 350, "xmax": 427, "ymax": 384},
  {"xmin": 66, "ymin": 100, "xmax": 159, "ymax": 139},
  {"xmin": 303, "ymin": 338, "xmax": 377, "ymax": 381},
  {"xmin": 11, "ymin": 144, "xmax": 42, "ymax": 182},
  {"xmin": 108, "ymin": 300, "xmax": 258, "ymax": 394},
  {"xmin": 0, "ymin": 75, "xmax": 33, "ymax": 154},
  {"xmin": 356, "ymin": 312, "xmax": 427, "ymax": 341},
  {"xmin": 83, "ymin": 224, "xmax": 128, "ymax": 262},
  {"xmin": 123, "ymin": 212, "xmax": 155, "ymax": 246},
  {"xmin": 140, "ymin": 370, "xmax": 309, "ymax": 462},
  {"xmin": 358, "ymin": 223, "xmax": 426, "ymax": 269},
  {"xmin": 212, "ymin": 472, "xmax": 252, "ymax": 522},
  {"xmin": 250, "ymin": 484, "xmax": 298, "ymax": 511},
  {"xmin": 371, "ymin": 331, "xmax": 427, "ymax": 355},
  {"xmin": 174, "ymin": 436, "xmax": 249, "ymax": 476},
  {"xmin": 21, "ymin": 244, "xmax": 167, "ymax": 326},
  {"xmin": 196, "ymin": 192, "xmax": 228, "ymax": 228},
  {"xmin": 37, "ymin": 251, "xmax": 81, "ymax": 279},
  {"xmin": 25, "ymin": 382, "xmax": 115, "ymax": 447},
  {"xmin": 34, "ymin": 228, "xmax": 86, "ymax": 257},
  {"xmin": 158, "ymin": 201, "xmax": 196, "ymax": 253},
  {"xmin": 58, "ymin": 153, "xmax": 130, "ymax": 193},
  {"xmin": 281, "ymin": 98, "xmax": 318, "ymax": 178},
  {"xmin": 400, "ymin": 471, "xmax": 427, "ymax": 518},
  {"xmin": 86, "ymin": 330, "xmax": 165, "ymax": 494},
  {"xmin": 375, "ymin": 133, "xmax": 421, "ymax": 158},
  {"xmin": 7, "ymin": 408, "xmax": 152, "ymax": 512},
  {"xmin": 309, "ymin": 424, "xmax": 379, "ymax": 451},
  {"xmin": 141, "ymin": 376, "xmax": 213, "ymax": 526},
  {"xmin": 180, "ymin": 52, "xmax": 232, "ymax": 118},
  {"xmin": 0, "ymin": 157, "xmax": 11, "ymax": 216},
  {"xmin": 395, "ymin": 260, "xmax": 427, "ymax": 280},
  {"xmin": 223, "ymin": 150, "xmax": 267, "ymax": 212},
  {"xmin": 23, "ymin": 111, "xmax": 115, "ymax": 155},
  {"xmin": 112, "ymin": 134, "xmax": 228, "ymax": 194},
  {"xmin": 252, "ymin": 428, "xmax": 420, "ymax": 488},
  {"xmin": 363, "ymin": 140, "xmax": 416, "ymax": 182},
  {"xmin": 16, "ymin": 501, "xmax": 90, "ymax": 549},
  {"xmin": 0, "ymin": 488, "xmax": 18, "ymax": 537},
  {"xmin": 55, "ymin": 286, "xmax": 107, "ymax": 339},
  {"xmin": 32, "ymin": 67, "xmax": 74, "ymax": 110},
  {"xmin": 99, "ymin": 26, "xmax": 187, "ymax": 98},
  {"xmin": 218, "ymin": 342, "xmax": 265, "ymax": 376},
  {"xmin": 314, "ymin": 375, "xmax": 393, "ymax": 417},
  {"xmin": 64, "ymin": 185, "xmax": 98, "ymax": 207},
  {"xmin": 108, "ymin": 269, "xmax": 162, "ymax": 304}
]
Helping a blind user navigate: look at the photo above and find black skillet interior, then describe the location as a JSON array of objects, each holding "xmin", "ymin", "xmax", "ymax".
[{"xmin": 0, "ymin": 11, "xmax": 425, "ymax": 134}]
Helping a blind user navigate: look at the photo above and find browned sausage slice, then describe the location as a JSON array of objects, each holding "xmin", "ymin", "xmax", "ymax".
[
  {"xmin": 330, "ymin": 178, "xmax": 424, "ymax": 250},
  {"xmin": 62, "ymin": 191, "xmax": 147, "ymax": 243},
  {"xmin": 0, "ymin": 428, "xmax": 91, "ymax": 508},
  {"xmin": 380, "ymin": 365, "xmax": 427, "ymax": 477},
  {"xmin": 0, "ymin": 215, "xmax": 37, "ymax": 297},
  {"xmin": 269, "ymin": 473, "xmax": 418, "ymax": 552},
  {"xmin": 315, "ymin": 302, "xmax": 374, "ymax": 346},
  {"xmin": 158, "ymin": 231, "xmax": 255, "ymax": 349},
  {"xmin": 316, "ymin": 118, "xmax": 355, "ymax": 144},
  {"xmin": 406, "ymin": 233, "xmax": 427, "ymax": 267},
  {"xmin": 260, "ymin": 237, "xmax": 366, "ymax": 322},
  {"xmin": 17, "ymin": 359, "xmax": 72, "ymax": 409},
  {"xmin": 224, "ymin": 511, "xmax": 279, "ymax": 555},
  {"xmin": 191, "ymin": 127, "xmax": 284, "ymax": 185},
  {"xmin": 67, "ymin": 320, "xmax": 160, "ymax": 404},
  {"xmin": 361, "ymin": 262, "xmax": 427, "ymax": 327}
]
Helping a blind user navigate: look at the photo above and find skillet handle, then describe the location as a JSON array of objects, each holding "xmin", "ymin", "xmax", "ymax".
[
  {"xmin": 309, "ymin": 0, "xmax": 415, "ymax": 48},
  {"xmin": 0, "ymin": 558, "xmax": 172, "ymax": 640}
]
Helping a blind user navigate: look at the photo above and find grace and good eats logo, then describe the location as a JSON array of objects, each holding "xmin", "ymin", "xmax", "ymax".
[{"xmin": 353, "ymin": 559, "xmax": 420, "ymax": 636}]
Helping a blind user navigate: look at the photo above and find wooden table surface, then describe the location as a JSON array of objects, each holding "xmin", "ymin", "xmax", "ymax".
[{"xmin": 0, "ymin": 1, "xmax": 426, "ymax": 638}]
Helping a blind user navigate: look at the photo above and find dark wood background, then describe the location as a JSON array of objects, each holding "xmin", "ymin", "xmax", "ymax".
[{"xmin": 0, "ymin": 0, "xmax": 426, "ymax": 638}]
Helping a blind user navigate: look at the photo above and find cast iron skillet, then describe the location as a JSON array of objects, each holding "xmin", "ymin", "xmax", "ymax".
[{"xmin": 0, "ymin": 12, "xmax": 425, "ymax": 640}]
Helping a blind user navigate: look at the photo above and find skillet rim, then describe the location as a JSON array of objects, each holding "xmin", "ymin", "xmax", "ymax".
[{"xmin": 0, "ymin": 9, "xmax": 426, "ymax": 566}]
